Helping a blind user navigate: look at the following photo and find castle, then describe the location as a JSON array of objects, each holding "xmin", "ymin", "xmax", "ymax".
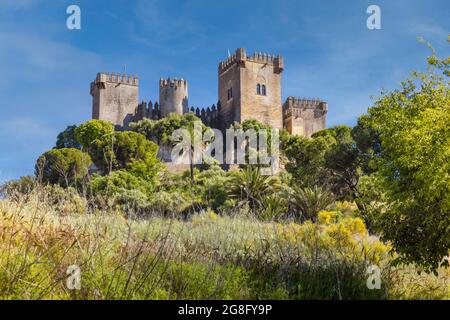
[{"xmin": 90, "ymin": 48, "xmax": 328, "ymax": 138}]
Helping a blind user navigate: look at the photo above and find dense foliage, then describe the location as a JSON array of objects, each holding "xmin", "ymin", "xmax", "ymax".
[
  {"xmin": 363, "ymin": 43, "xmax": 450, "ymax": 272},
  {"xmin": 3, "ymin": 39, "xmax": 446, "ymax": 300},
  {"xmin": 35, "ymin": 148, "xmax": 92, "ymax": 187}
]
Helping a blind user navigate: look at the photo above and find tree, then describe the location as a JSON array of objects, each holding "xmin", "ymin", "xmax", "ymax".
[
  {"xmin": 320, "ymin": 126, "xmax": 361, "ymax": 199},
  {"xmin": 89, "ymin": 170, "xmax": 152, "ymax": 197},
  {"xmin": 131, "ymin": 112, "xmax": 208, "ymax": 182},
  {"xmin": 281, "ymin": 130, "xmax": 332, "ymax": 188},
  {"xmin": 75, "ymin": 120, "xmax": 160, "ymax": 183},
  {"xmin": 233, "ymin": 119, "xmax": 276, "ymax": 169},
  {"xmin": 351, "ymin": 115, "xmax": 382, "ymax": 174},
  {"xmin": 112, "ymin": 131, "xmax": 160, "ymax": 185},
  {"xmin": 282, "ymin": 126, "xmax": 362, "ymax": 200},
  {"xmin": 228, "ymin": 166, "xmax": 281, "ymax": 212},
  {"xmin": 364, "ymin": 39, "xmax": 450, "ymax": 272},
  {"xmin": 130, "ymin": 112, "xmax": 203, "ymax": 145},
  {"xmin": 0, "ymin": 176, "xmax": 35, "ymax": 198},
  {"xmin": 75, "ymin": 120, "xmax": 114, "ymax": 150},
  {"xmin": 36, "ymin": 148, "xmax": 92, "ymax": 187},
  {"xmin": 75, "ymin": 120, "xmax": 115, "ymax": 172},
  {"xmin": 287, "ymin": 185, "xmax": 334, "ymax": 223},
  {"xmin": 55, "ymin": 125, "xmax": 81, "ymax": 149}
]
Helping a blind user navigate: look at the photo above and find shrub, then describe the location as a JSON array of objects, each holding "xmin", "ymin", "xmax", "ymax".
[
  {"xmin": 35, "ymin": 148, "xmax": 92, "ymax": 187},
  {"xmin": 88, "ymin": 170, "xmax": 153, "ymax": 213},
  {"xmin": 0, "ymin": 176, "xmax": 35, "ymax": 199},
  {"xmin": 41, "ymin": 184, "xmax": 87, "ymax": 215},
  {"xmin": 228, "ymin": 167, "xmax": 281, "ymax": 212},
  {"xmin": 287, "ymin": 185, "xmax": 334, "ymax": 222},
  {"xmin": 364, "ymin": 44, "xmax": 450, "ymax": 271}
]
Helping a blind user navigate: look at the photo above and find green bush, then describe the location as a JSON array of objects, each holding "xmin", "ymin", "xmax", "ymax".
[
  {"xmin": 88, "ymin": 170, "xmax": 153, "ymax": 213},
  {"xmin": 35, "ymin": 148, "xmax": 92, "ymax": 187},
  {"xmin": 0, "ymin": 176, "xmax": 35, "ymax": 199}
]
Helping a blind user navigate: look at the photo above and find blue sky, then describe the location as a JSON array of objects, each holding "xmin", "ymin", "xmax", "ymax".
[{"xmin": 0, "ymin": 0, "xmax": 449, "ymax": 181}]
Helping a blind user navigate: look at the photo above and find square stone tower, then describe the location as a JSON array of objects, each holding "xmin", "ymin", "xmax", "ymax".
[
  {"xmin": 90, "ymin": 72, "xmax": 139, "ymax": 128},
  {"xmin": 283, "ymin": 97, "xmax": 328, "ymax": 137},
  {"xmin": 218, "ymin": 48, "xmax": 284, "ymax": 130}
]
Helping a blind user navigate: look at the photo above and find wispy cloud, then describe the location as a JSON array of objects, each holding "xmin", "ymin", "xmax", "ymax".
[
  {"xmin": 1, "ymin": 117, "xmax": 54, "ymax": 139},
  {"xmin": 0, "ymin": 31, "xmax": 100, "ymax": 86}
]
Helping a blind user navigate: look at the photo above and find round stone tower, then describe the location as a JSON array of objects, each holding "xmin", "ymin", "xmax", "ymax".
[{"xmin": 159, "ymin": 78, "xmax": 189, "ymax": 117}]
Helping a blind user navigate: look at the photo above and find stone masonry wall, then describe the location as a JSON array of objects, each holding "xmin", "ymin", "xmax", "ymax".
[
  {"xmin": 90, "ymin": 72, "xmax": 139, "ymax": 129},
  {"xmin": 218, "ymin": 48, "xmax": 283, "ymax": 131},
  {"xmin": 283, "ymin": 97, "xmax": 328, "ymax": 137}
]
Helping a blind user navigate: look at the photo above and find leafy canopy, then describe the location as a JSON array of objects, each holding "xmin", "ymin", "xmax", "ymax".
[
  {"xmin": 365, "ymin": 39, "xmax": 450, "ymax": 272},
  {"xmin": 56, "ymin": 125, "xmax": 81, "ymax": 149},
  {"xmin": 36, "ymin": 148, "xmax": 92, "ymax": 187}
]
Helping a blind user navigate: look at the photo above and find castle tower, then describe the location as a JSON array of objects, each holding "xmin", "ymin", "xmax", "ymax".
[
  {"xmin": 159, "ymin": 78, "xmax": 189, "ymax": 118},
  {"xmin": 90, "ymin": 72, "xmax": 139, "ymax": 128},
  {"xmin": 218, "ymin": 48, "xmax": 284, "ymax": 130},
  {"xmin": 283, "ymin": 97, "xmax": 328, "ymax": 137}
]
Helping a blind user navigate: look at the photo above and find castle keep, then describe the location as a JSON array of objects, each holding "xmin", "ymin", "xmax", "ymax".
[
  {"xmin": 91, "ymin": 73, "xmax": 139, "ymax": 128},
  {"xmin": 91, "ymin": 48, "xmax": 328, "ymax": 137}
]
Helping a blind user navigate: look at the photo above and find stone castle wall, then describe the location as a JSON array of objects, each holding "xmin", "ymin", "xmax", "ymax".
[
  {"xmin": 283, "ymin": 97, "xmax": 328, "ymax": 137},
  {"xmin": 218, "ymin": 48, "xmax": 283, "ymax": 130},
  {"xmin": 90, "ymin": 49, "xmax": 328, "ymax": 139},
  {"xmin": 90, "ymin": 73, "xmax": 139, "ymax": 128},
  {"xmin": 159, "ymin": 78, "xmax": 189, "ymax": 118}
]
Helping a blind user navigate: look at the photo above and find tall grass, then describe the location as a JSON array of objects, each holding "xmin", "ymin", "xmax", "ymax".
[{"xmin": 0, "ymin": 185, "xmax": 448, "ymax": 300}]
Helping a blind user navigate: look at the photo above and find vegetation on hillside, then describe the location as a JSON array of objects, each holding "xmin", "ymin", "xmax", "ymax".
[{"xmin": 0, "ymin": 38, "xmax": 449, "ymax": 299}]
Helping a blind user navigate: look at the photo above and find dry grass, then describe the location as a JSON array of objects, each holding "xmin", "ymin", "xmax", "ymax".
[{"xmin": 0, "ymin": 186, "xmax": 448, "ymax": 300}]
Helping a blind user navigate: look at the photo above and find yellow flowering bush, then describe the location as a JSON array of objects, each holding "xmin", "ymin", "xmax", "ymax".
[{"xmin": 318, "ymin": 210, "xmax": 340, "ymax": 225}]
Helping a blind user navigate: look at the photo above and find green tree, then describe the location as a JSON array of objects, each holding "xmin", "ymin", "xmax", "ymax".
[
  {"xmin": 351, "ymin": 115, "xmax": 382, "ymax": 174},
  {"xmin": 112, "ymin": 131, "xmax": 160, "ymax": 185},
  {"xmin": 281, "ymin": 130, "xmax": 331, "ymax": 188},
  {"xmin": 282, "ymin": 126, "xmax": 362, "ymax": 200},
  {"xmin": 88, "ymin": 170, "xmax": 154, "ymax": 213},
  {"xmin": 75, "ymin": 120, "xmax": 160, "ymax": 184},
  {"xmin": 36, "ymin": 148, "xmax": 92, "ymax": 187},
  {"xmin": 287, "ymin": 185, "xmax": 334, "ymax": 223},
  {"xmin": 130, "ymin": 112, "xmax": 203, "ymax": 144},
  {"xmin": 0, "ymin": 175, "xmax": 35, "ymax": 198},
  {"xmin": 55, "ymin": 125, "xmax": 81, "ymax": 149},
  {"xmin": 89, "ymin": 170, "xmax": 152, "ymax": 197},
  {"xmin": 228, "ymin": 166, "xmax": 281, "ymax": 212},
  {"xmin": 364, "ymin": 39, "xmax": 450, "ymax": 271},
  {"xmin": 233, "ymin": 119, "xmax": 276, "ymax": 168},
  {"xmin": 75, "ymin": 120, "xmax": 115, "ymax": 172},
  {"xmin": 131, "ymin": 112, "xmax": 207, "ymax": 182},
  {"xmin": 75, "ymin": 120, "xmax": 114, "ymax": 150}
]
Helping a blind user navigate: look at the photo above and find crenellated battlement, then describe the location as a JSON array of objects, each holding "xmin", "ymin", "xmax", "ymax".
[
  {"xmin": 218, "ymin": 54, "xmax": 238, "ymax": 73},
  {"xmin": 91, "ymin": 72, "xmax": 139, "ymax": 128},
  {"xmin": 95, "ymin": 72, "xmax": 139, "ymax": 86},
  {"xmin": 282, "ymin": 97, "xmax": 328, "ymax": 137},
  {"xmin": 159, "ymin": 77, "xmax": 188, "ymax": 88},
  {"xmin": 219, "ymin": 48, "xmax": 284, "ymax": 74},
  {"xmin": 189, "ymin": 102, "xmax": 221, "ymax": 128},
  {"xmin": 91, "ymin": 48, "xmax": 328, "ymax": 139},
  {"xmin": 283, "ymin": 97, "xmax": 328, "ymax": 112},
  {"xmin": 159, "ymin": 77, "xmax": 189, "ymax": 117},
  {"xmin": 135, "ymin": 100, "xmax": 161, "ymax": 121},
  {"xmin": 246, "ymin": 51, "xmax": 279, "ymax": 64}
]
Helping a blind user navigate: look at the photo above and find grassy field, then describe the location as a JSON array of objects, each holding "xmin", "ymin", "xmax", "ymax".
[{"xmin": 0, "ymin": 187, "xmax": 448, "ymax": 300}]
